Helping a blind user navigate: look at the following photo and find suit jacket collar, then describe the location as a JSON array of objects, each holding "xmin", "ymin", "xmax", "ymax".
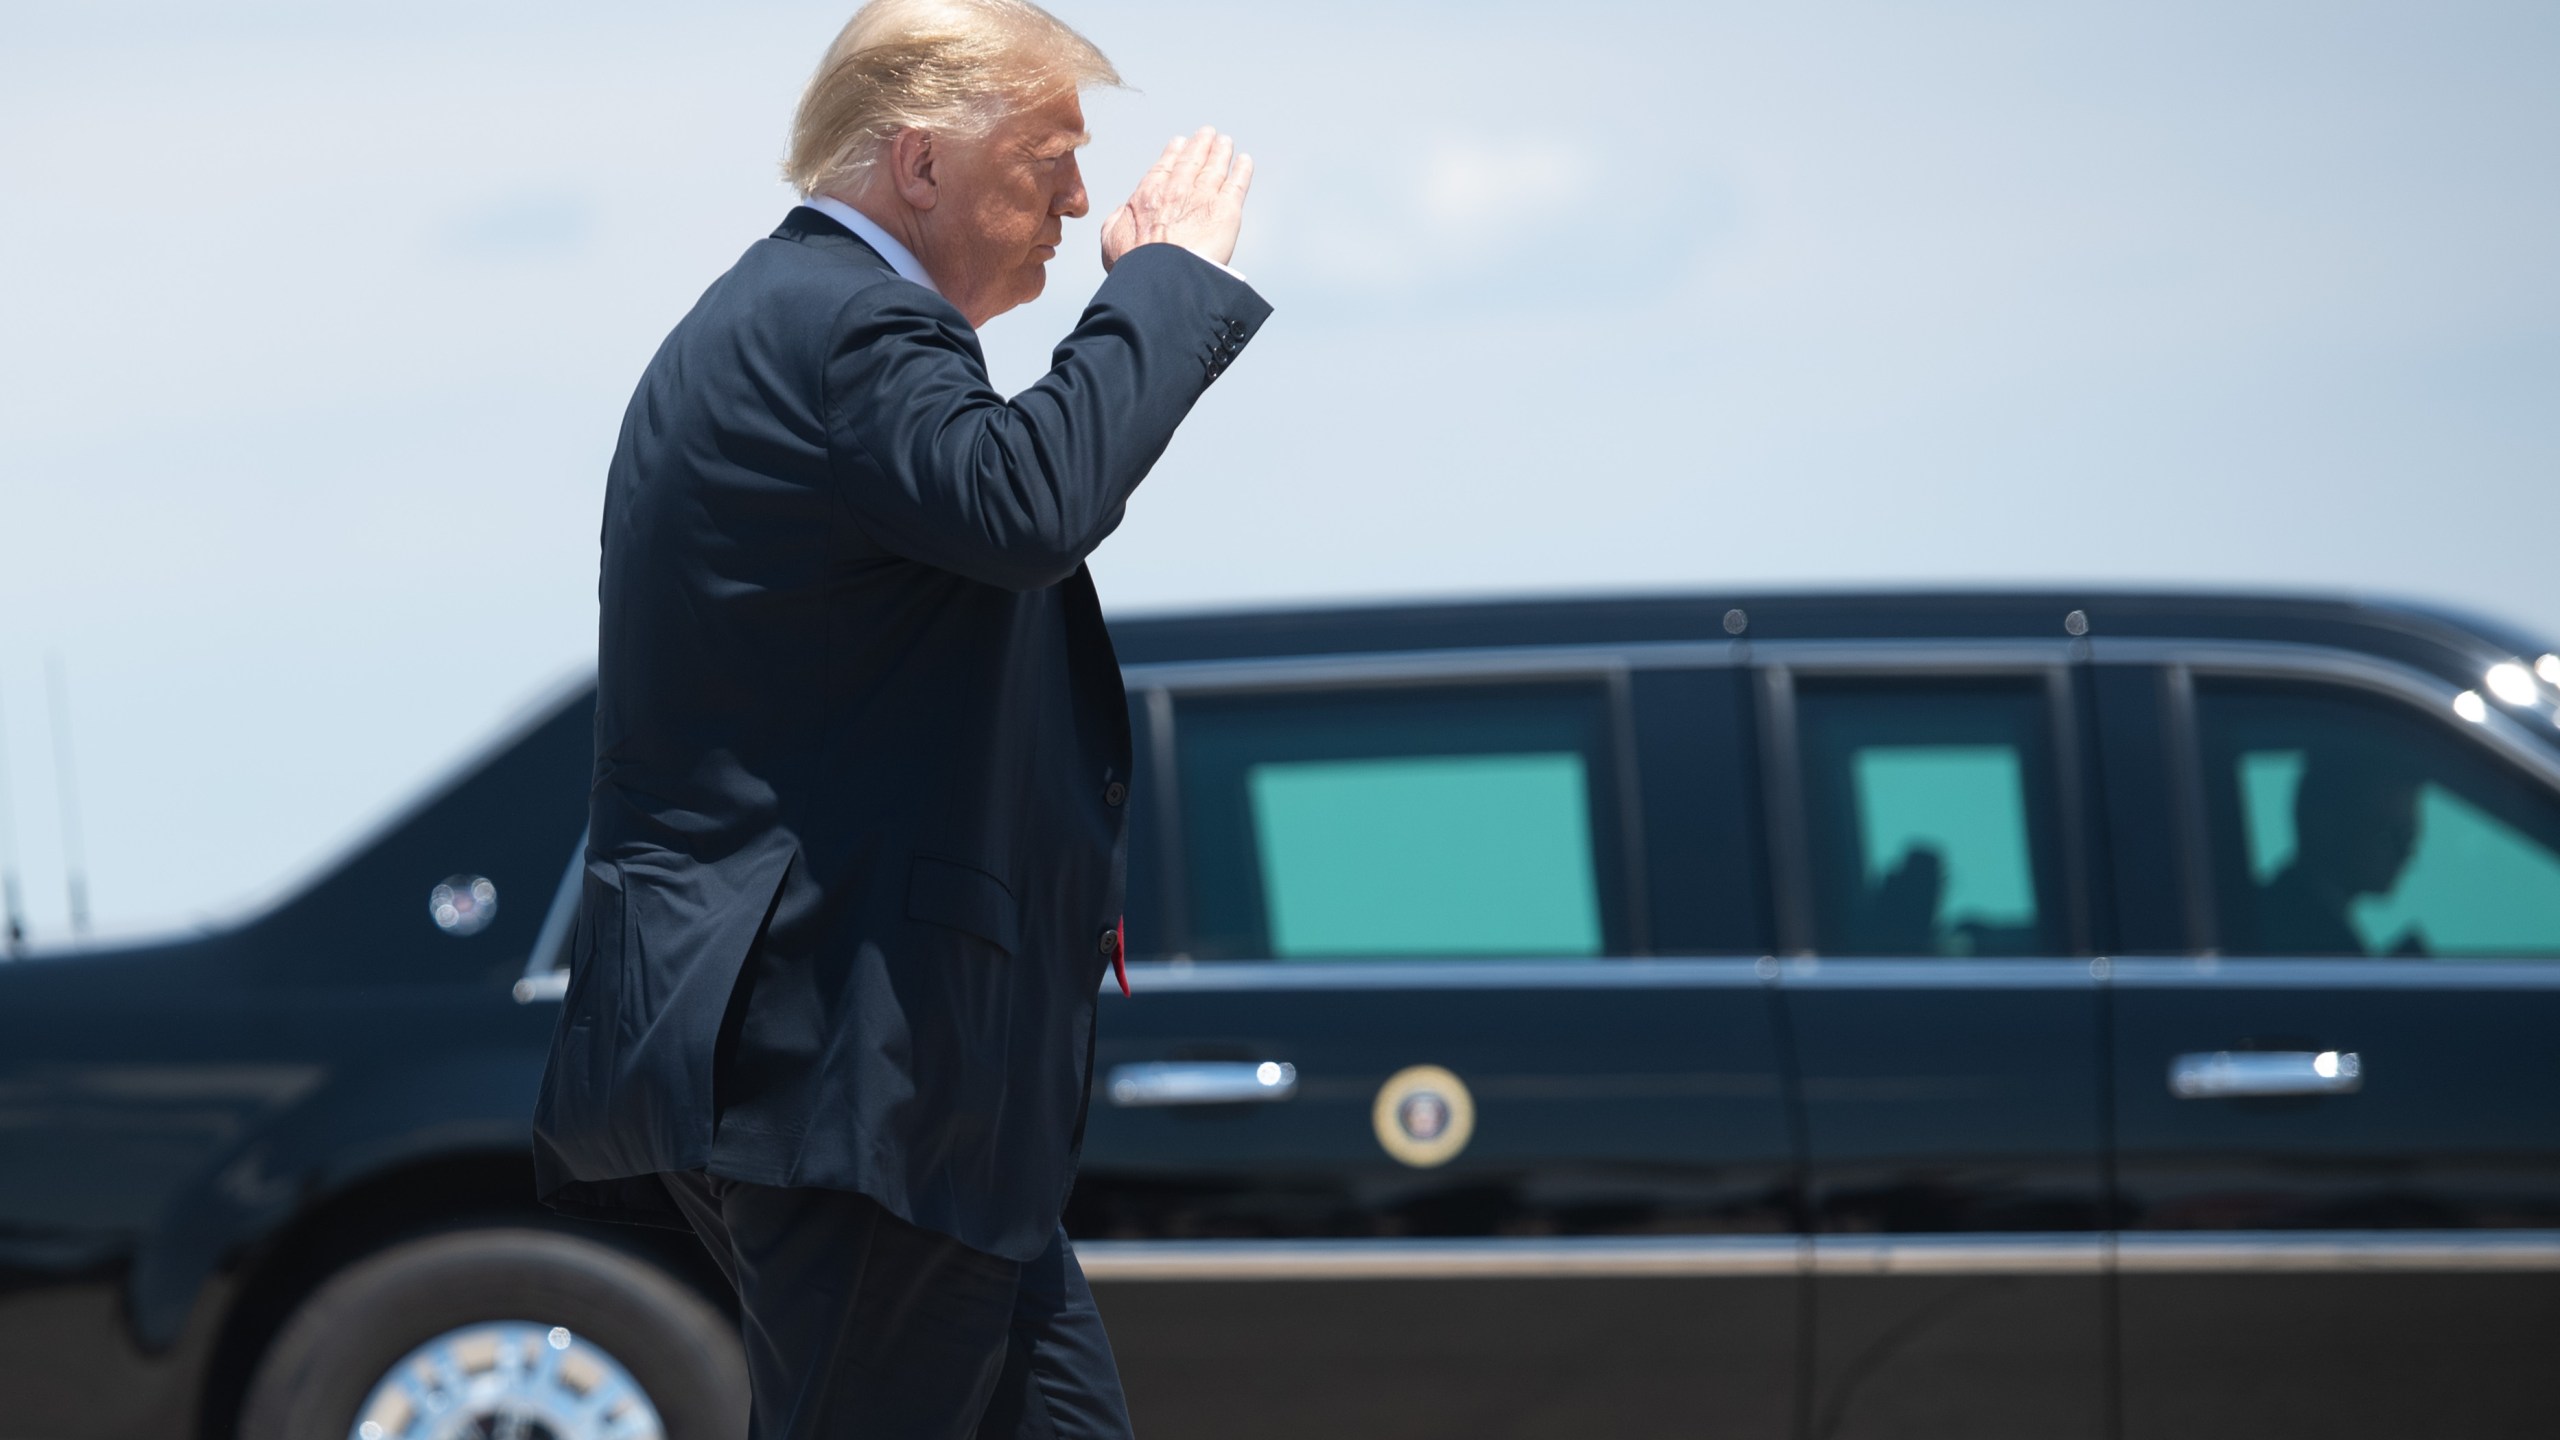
[{"xmin": 774, "ymin": 205, "xmax": 896, "ymax": 274}]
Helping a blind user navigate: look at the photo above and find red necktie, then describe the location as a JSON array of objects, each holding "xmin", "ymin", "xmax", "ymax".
[{"xmin": 1113, "ymin": 915, "xmax": 1129, "ymax": 997}]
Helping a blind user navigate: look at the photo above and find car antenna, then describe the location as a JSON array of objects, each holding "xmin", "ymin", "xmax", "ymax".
[
  {"xmin": 46, "ymin": 654, "xmax": 91, "ymax": 941},
  {"xmin": 0, "ymin": 678, "xmax": 25, "ymax": 956}
]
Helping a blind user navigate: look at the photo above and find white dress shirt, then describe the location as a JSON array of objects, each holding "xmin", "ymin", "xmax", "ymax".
[{"xmin": 800, "ymin": 194, "xmax": 940, "ymax": 295}]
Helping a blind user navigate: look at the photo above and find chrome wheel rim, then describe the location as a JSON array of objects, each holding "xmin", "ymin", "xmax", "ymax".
[{"xmin": 347, "ymin": 1321, "xmax": 664, "ymax": 1440}]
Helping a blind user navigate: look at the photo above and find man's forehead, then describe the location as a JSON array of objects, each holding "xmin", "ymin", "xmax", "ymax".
[{"xmin": 1005, "ymin": 89, "xmax": 1089, "ymax": 147}]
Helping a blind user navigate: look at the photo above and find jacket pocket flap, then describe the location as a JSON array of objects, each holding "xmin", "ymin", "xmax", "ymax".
[{"xmin": 906, "ymin": 855, "xmax": 1020, "ymax": 955}]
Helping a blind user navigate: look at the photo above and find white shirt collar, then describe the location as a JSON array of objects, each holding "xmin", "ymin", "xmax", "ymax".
[{"xmin": 800, "ymin": 194, "xmax": 940, "ymax": 296}]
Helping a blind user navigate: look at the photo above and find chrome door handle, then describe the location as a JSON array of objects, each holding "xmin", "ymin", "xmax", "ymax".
[
  {"xmin": 1107, "ymin": 1061, "xmax": 1299, "ymax": 1107},
  {"xmin": 2169, "ymin": 1050, "xmax": 2361, "ymax": 1099}
]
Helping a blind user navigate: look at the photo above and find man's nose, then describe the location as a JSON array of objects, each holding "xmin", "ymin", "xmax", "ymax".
[{"xmin": 1056, "ymin": 156, "xmax": 1090, "ymax": 219}]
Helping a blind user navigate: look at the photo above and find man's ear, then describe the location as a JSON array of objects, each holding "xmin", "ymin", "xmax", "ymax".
[{"xmin": 890, "ymin": 128, "xmax": 938, "ymax": 212}]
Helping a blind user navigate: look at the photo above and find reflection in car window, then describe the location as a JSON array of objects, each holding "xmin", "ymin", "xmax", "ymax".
[
  {"xmin": 2198, "ymin": 681, "xmax": 2560, "ymax": 958},
  {"xmin": 1795, "ymin": 679, "xmax": 2065, "ymax": 957},
  {"xmin": 1175, "ymin": 684, "xmax": 1621, "ymax": 960}
]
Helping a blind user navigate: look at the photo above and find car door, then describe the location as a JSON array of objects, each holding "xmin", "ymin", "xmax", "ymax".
[
  {"xmin": 1075, "ymin": 654, "xmax": 1801, "ymax": 1440},
  {"xmin": 1757, "ymin": 649, "xmax": 2112, "ymax": 1440},
  {"xmin": 2100, "ymin": 645, "xmax": 2560, "ymax": 1440}
]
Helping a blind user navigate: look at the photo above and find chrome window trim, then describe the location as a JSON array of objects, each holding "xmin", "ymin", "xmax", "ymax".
[
  {"xmin": 2106, "ymin": 957, "xmax": 2560, "ymax": 990},
  {"xmin": 1119, "ymin": 643, "xmax": 1724, "ymax": 694},
  {"xmin": 1747, "ymin": 639, "xmax": 2080, "ymax": 673},
  {"xmin": 1771, "ymin": 957, "xmax": 2103, "ymax": 990},
  {"xmin": 511, "ymin": 831, "xmax": 586, "ymax": 1004},
  {"xmin": 1106, "ymin": 956, "xmax": 2129, "ymax": 992},
  {"xmin": 1074, "ymin": 1231, "xmax": 2560, "ymax": 1281},
  {"xmin": 1119, "ymin": 639, "xmax": 2082, "ymax": 698},
  {"xmin": 2091, "ymin": 637, "xmax": 2560, "ymax": 791},
  {"xmin": 1107, "ymin": 957, "xmax": 1775, "ymax": 993}
]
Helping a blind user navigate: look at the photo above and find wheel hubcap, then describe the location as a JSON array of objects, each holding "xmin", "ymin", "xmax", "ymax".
[{"xmin": 347, "ymin": 1321, "xmax": 664, "ymax": 1440}]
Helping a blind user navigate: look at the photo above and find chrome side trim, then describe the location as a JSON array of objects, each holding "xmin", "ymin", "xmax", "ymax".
[
  {"xmin": 2116, "ymin": 1232, "xmax": 2560, "ymax": 1274},
  {"xmin": 1815, "ymin": 1236, "xmax": 2106, "ymax": 1275},
  {"xmin": 1078, "ymin": 1235, "xmax": 1801, "ymax": 1281},
  {"xmin": 1075, "ymin": 1232, "xmax": 2560, "ymax": 1281}
]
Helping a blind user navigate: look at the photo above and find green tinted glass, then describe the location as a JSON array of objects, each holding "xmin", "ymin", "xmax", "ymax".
[
  {"xmin": 1794, "ymin": 679, "xmax": 2063, "ymax": 957},
  {"xmin": 2357, "ymin": 788, "xmax": 2560, "ymax": 954},
  {"xmin": 1248, "ymin": 753, "xmax": 1602, "ymax": 957},
  {"xmin": 2239, "ymin": 750, "xmax": 2307, "ymax": 881},
  {"xmin": 2202, "ymin": 681, "xmax": 2560, "ymax": 959},
  {"xmin": 1176, "ymin": 683, "xmax": 1621, "ymax": 961},
  {"xmin": 1852, "ymin": 746, "xmax": 2040, "ymax": 936}
]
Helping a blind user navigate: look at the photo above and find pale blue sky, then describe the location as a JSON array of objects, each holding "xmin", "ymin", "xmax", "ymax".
[{"xmin": 2, "ymin": 0, "xmax": 2555, "ymax": 941}]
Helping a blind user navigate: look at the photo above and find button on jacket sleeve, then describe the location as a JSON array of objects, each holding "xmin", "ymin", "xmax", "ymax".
[{"xmin": 825, "ymin": 243, "xmax": 1273, "ymax": 591}]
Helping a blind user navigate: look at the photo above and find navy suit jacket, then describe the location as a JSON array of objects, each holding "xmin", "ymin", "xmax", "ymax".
[{"xmin": 531, "ymin": 206, "xmax": 1270, "ymax": 1260}]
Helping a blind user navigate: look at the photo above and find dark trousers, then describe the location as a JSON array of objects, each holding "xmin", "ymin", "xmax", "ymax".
[{"xmin": 661, "ymin": 1171, "xmax": 1135, "ymax": 1440}]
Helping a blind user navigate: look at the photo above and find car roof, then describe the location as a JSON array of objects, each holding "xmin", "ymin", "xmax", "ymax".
[{"xmin": 1107, "ymin": 587, "xmax": 2549, "ymax": 687}]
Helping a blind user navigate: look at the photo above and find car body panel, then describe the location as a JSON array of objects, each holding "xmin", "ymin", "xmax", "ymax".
[{"xmin": 0, "ymin": 591, "xmax": 2552, "ymax": 1438}]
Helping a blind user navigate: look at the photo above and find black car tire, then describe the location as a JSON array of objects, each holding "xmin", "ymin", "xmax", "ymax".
[{"xmin": 238, "ymin": 1225, "xmax": 747, "ymax": 1440}]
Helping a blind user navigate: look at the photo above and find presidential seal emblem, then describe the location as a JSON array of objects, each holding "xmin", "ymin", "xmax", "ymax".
[{"xmin": 1372, "ymin": 1064, "xmax": 1476, "ymax": 1168}]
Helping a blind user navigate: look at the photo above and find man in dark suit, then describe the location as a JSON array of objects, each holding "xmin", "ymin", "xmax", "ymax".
[{"xmin": 529, "ymin": 1, "xmax": 1267, "ymax": 1432}]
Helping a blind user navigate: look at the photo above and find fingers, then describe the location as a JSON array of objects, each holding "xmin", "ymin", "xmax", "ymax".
[
  {"xmin": 1141, "ymin": 134, "xmax": 1184, "ymax": 187},
  {"xmin": 1162, "ymin": 125, "xmax": 1216, "ymax": 195},
  {"xmin": 1099, "ymin": 202, "xmax": 1132, "ymax": 270},
  {"xmin": 1202, "ymin": 132, "xmax": 1235, "ymax": 192},
  {"xmin": 1113, "ymin": 126, "xmax": 1251, "ymax": 268}
]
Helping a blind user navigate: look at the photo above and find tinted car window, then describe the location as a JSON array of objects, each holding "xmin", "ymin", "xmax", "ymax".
[
  {"xmin": 1174, "ymin": 683, "xmax": 1625, "ymax": 960},
  {"xmin": 2196, "ymin": 679, "xmax": 2560, "ymax": 958},
  {"xmin": 1795, "ymin": 678, "xmax": 2067, "ymax": 957}
]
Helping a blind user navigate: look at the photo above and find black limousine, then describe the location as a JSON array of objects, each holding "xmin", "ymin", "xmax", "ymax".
[{"xmin": 4, "ymin": 590, "xmax": 2558, "ymax": 1440}]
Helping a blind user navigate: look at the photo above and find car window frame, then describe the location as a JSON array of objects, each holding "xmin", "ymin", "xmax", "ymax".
[
  {"xmin": 1749, "ymin": 642, "xmax": 2097, "ymax": 960},
  {"xmin": 1123, "ymin": 643, "xmax": 1754, "ymax": 963},
  {"xmin": 512, "ymin": 830, "xmax": 586, "ymax": 1002},
  {"xmin": 2106, "ymin": 638, "xmax": 2560, "ymax": 961}
]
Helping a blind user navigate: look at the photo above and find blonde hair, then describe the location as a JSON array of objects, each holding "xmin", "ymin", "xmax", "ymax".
[{"xmin": 785, "ymin": 0, "xmax": 1121, "ymax": 196}]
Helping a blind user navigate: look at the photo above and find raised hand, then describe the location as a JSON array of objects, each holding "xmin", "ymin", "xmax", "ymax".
[{"xmin": 1100, "ymin": 126, "xmax": 1254, "ymax": 272}]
